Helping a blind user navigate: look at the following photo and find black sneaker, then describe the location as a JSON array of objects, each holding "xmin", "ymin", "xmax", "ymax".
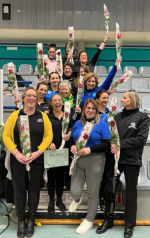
[
  {"xmin": 48, "ymin": 199, "xmax": 55, "ymax": 213},
  {"xmin": 56, "ymin": 198, "xmax": 66, "ymax": 211},
  {"xmin": 96, "ymin": 220, "xmax": 113, "ymax": 234},
  {"xmin": 124, "ymin": 228, "xmax": 133, "ymax": 238}
]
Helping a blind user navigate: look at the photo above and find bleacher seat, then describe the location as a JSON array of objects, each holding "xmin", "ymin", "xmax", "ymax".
[
  {"xmin": 120, "ymin": 161, "xmax": 150, "ymax": 190},
  {"xmin": 108, "ymin": 95, "xmax": 122, "ymax": 112},
  {"xmin": 98, "ymin": 78, "xmax": 105, "ymax": 86},
  {"xmin": 131, "ymin": 79, "xmax": 150, "ymax": 92},
  {"xmin": 116, "ymin": 80, "xmax": 130, "ymax": 92},
  {"xmin": 123, "ymin": 66, "xmax": 140, "ymax": 77},
  {"xmin": 139, "ymin": 66, "xmax": 150, "ymax": 78},
  {"xmin": 108, "ymin": 66, "xmax": 122, "ymax": 77},
  {"xmin": 34, "ymin": 65, "xmax": 39, "ymax": 76},
  {"xmin": 3, "ymin": 94, "xmax": 15, "ymax": 107},
  {"xmin": 16, "ymin": 64, "xmax": 33, "ymax": 76},
  {"xmin": 2, "ymin": 64, "xmax": 16, "ymax": 75},
  {"xmin": 94, "ymin": 66, "xmax": 107, "ymax": 76},
  {"xmin": 141, "ymin": 96, "xmax": 150, "ymax": 113},
  {"xmin": 31, "ymin": 77, "xmax": 38, "ymax": 87}
]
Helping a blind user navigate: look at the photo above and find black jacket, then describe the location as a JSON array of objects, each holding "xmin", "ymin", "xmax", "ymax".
[{"xmin": 115, "ymin": 108, "xmax": 150, "ymax": 167}]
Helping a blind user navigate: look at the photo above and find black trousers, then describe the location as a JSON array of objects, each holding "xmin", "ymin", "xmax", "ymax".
[
  {"xmin": 0, "ymin": 151, "xmax": 7, "ymax": 195},
  {"xmin": 11, "ymin": 162, "xmax": 44, "ymax": 221},
  {"xmin": 47, "ymin": 167, "xmax": 65, "ymax": 199},
  {"xmin": 104, "ymin": 155, "xmax": 140, "ymax": 229}
]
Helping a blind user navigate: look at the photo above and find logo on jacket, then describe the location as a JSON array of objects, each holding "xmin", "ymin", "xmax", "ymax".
[
  {"xmin": 37, "ymin": 119, "xmax": 43, "ymax": 123},
  {"xmin": 128, "ymin": 122, "xmax": 136, "ymax": 129},
  {"xmin": 93, "ymin": 93, "xmax": 96, "ymax": 97}
]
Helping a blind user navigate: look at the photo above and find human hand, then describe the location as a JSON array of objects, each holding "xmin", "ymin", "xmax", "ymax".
[
  {"xmin": 63, "ymin": 134, "xmax": 70, "ymax": 141},
  {"xmin": 15, "ymin": 152, "xmax": 27, "ymax": 164},
  {"xmin": 75, "ymin": 106, "xmax": 81, "ymax": 114},
  {"xmin": 14, "ymin": 97, "xmax": 20, "ymax": 107},
  {"xmin": 111, "ymin": 144, "xmax": 118, "ymax": 154},
  {"xmin": 115, "ymin": 56, "xmax": 122, "ymax": 66},
  {"xmin": 44, "ymin": 110, "xmax": 50, "ymax": 114},
  {"xmin": 107, "ymin": 88, "xmax": 115, "ymax": 95},
  {"xmin": 78, "ymin": 147, "xmax": 91, "ymax": 156},
  {"xmin": 70, "ymin": 145, "xmax": 77, "ymax": 155},
  {"xmin": 48, "ymin": 143, "xmax": 56, "ymax": 150},
  {"xmin": 67, "ymin": 51, "xmax": 73, "ymax": 60},
  {"xmin": 104, "ymin": 33, "xmax": 110, "ymax": 42}
]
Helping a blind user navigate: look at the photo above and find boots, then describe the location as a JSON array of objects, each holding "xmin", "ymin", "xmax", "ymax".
[
  {"xmin": 56, "ymin": 197, "xmax": 66, "ymax": 211},
  {"xmin": 26, "ymin": 220, "xmax": 34, "ymax": 238},
  {"xmin": 96, "ymin": 220, "xmax": 113, "ymax": 234},
  {"xmin": 48, "ymin": 199, "xmax": 55, "ymax": 213},
  {"xmin": 17, "ymin": 221, "xmax": 26, "ymax": 238}
]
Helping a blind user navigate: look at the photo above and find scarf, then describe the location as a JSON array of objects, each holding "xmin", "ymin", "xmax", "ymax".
[{"xmin": 61, "ymin": 94, "xmax": 75, "ymax": 109}]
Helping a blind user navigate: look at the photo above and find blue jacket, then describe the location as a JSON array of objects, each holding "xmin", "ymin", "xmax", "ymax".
[{"xmin": 80, "ymin": 65, "xmax": 117, "ymax": 107}]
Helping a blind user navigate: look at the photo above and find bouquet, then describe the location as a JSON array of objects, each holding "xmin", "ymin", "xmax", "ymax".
[
  {"xmin": 116, "ymin": 23, "xmax": 123, "ymax": 70},
  {"xmin": 68, "ymin": 26, "xmax": 74, "ymax": 64},
  {"xmin": 37, "ymin": 43, "xmax": 44, "ymax": 77},
  {"xmin": 59, "ymin": 102, "xmax": 71, "ymax": 149},
  {"xmin": 104, "ymin": 4, "xmax": 110, "ymax": 33},
  {"xmin": 17, "ymin": 115, "xmax": 32, "ymax": 179},
  {"xmin": 69, "ymin": 121, "xmax": 94, "ymax": 176},
  {"xmin": 56, "ymin": 49, "xmax": 63, "ymax": 81},
  {"xmin": 43, "ymin": 55, "xmax": 49, "ymax": 81},
  {"xmin": 7, "ymin": 62, "xmax": 22, "ymax": 109},
  {"xmin": 0, "ymin": 124, "xmax": 4, "ymax": 156},
  {"xmin": 110, "ymin": 70, "xmax": 133, "ymax": 89},
  {"xmin": 108, "ymin": 98, "xmax": 120, "ymax": 174},
  {"xmin": 73, "ymin": 75, "xmax": 84, "ymax": 120}
]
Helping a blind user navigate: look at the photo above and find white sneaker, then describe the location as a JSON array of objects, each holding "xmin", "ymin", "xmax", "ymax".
[
  {"xmin": 76, "ymin": 219, "xmax": 93, "ymax": 234},
  {"xmin": 69, "ymin": 198, "xmax": 82, "ymax": 212}
]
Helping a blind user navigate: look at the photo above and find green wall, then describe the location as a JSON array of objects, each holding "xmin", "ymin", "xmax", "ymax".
[{"xmin": 0, "ymin": 45, "xmax": 150, "ymax": 72}]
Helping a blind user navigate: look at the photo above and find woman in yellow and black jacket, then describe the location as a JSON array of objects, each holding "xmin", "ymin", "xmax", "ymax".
[{"xmin": 3, "ymin": 87, "xmax": 53, "ymax": 238}]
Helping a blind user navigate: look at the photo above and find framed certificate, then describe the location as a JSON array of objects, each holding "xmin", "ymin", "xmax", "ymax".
[{"xmin": 44, "ymin": 148, "xmax": 69, "ymax": 168}]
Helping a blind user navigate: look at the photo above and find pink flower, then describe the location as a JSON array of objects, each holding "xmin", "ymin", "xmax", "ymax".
[
  {"xmin": 119, "ymin": 78, "xmax": 124, "ymax": 83},
  {"xmin": 65, "ymin": 112, "xmax": 69, "ymax": 117},
  {"xmin": 83, "ymin": 133, "xmax": 88, "ymax": 140},
  {"xmin": 26, "ymin": 127, "xmax": 29, "ymax": 131},
  {"xmin": 110, "ymin": 121, "xmax": 115, "ymax": 127},
  {"xmin": 27, "ymin": 143, "xmax": 30, "ymax": 146},
  {"xmin": 112, "ymin": 106, "xmax": 116, "ymax": 111},
  {"xmin": 79, "ymin": 84, "xmax": 83, "ymax": 88},
  {"xmin": 18, "ymin": 125, "xmax": 24, "ymax": 132},
  {"xmin": 39, "ymin": 50, "xmax": 43, "ymax": 54},
  {"xmin": 69, "ymin": 33, "xmax": 73, "ymax": 37},
  {"xmin": 57, "ymin": 52, "xmax": 60, "ymax": 56},
  {"xmin": 104, "ymin": 9, "xmax": 108, "ymax": 13},
  {"xmin": 9, "ymin": 69, "xmax": 14, "ymax": 74},
  {"xmin": 117, "ymin": 34, "xmax": 121, "ymax": 39}
]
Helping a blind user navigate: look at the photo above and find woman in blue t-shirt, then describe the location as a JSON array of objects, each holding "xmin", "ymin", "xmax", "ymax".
[
  {"xmin": 68, "ymin": 98, "xmax": 111, "ymax": 234},
  {"xmin": 80, "ymin": 56, "xmax": 122, "ymax": 107},
  {"xmin": 45, "ymin": 72, "xmax": 60, "ymax": 101}
]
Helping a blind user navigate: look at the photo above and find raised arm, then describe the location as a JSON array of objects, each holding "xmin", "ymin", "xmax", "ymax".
[{"xmin": 98, "ymin": 56, "xmax": 122, "ymax": 91}]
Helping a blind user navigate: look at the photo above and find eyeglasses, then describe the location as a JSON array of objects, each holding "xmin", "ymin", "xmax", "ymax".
[{"xmin": 25, "ymin": 94, "xmax": 37, "ymax": 98}]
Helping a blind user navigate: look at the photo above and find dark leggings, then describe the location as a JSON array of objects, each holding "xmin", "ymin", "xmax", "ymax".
[{"xmin": 11, "ymin": 162, "xmax": 44, "ymax": 221}]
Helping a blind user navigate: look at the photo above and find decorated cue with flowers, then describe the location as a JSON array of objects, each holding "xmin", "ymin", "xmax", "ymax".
[
  {"xmin": 104, "ymin": 4, "xmax": 110, "ymax": 33},
  {"xmin": 56, "ymin": 49, "xmax": 63, "ymax": 81},
  {"xmin": 69, "ymin": 121, "xmax": 94, "ymax": 176},
  {"xmin": 59, "ymin": 102, "xmax": 71, "ymax": 149},
  {"xmin": 68, "ymin": 26, "xmax": 74, "ymax": 64},
  {"xmin": 37, "ymin": 43, "xmax": 44, "ymax": 78},
  {"xmin": 17, "ymin": 115, "xmax": 32, "ymax": 179},
  {"xmin": 108, "ymin": 98, "xmax": 120, "ymax": 174},
  {"xmin": 73, "ymin": 75, "xmax": 84, "ymax": 120},
  {"xmin": 110, "ymin": 70, "xmax": 133, "ymax": 89},
  {"xmin": 43, "ymin": 55, "xmax": 49, "ymax": 81},
  {"xmin": 116, "ymin": 22, "xmax": 123, "ymax": 70},
  {"xmin": 7, "ymin": 62, "xmax": 22, "ymax": 109}
]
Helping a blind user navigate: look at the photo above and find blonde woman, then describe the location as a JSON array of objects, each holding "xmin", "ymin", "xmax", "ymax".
[
  {"xmin": 69, "ymin": 98, "xmax": 111, "ymax": 234},
  {"xmin": 96, "ymin": 90, "xmax": 149, "ymax": 238}
]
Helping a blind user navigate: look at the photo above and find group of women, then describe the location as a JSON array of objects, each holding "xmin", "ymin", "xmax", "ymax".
[{"xmin": 3, "ymin": 33, "xmax": 150, "ymax": 238}]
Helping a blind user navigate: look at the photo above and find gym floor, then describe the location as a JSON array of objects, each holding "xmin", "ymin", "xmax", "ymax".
[{"xmin": 0, "ymin": 199, "xmax": 150, "ymax": 238}]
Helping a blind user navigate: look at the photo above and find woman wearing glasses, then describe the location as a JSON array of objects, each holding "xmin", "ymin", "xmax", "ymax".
[{"xmin": 3, "ymin": 87, "xmax": 53, "ymax": 238}]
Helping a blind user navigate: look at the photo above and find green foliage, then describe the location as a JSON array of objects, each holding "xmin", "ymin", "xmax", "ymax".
[
  {"xmin": 37, "ymin": 58, "xmax": 43, "ymax": 76},
  {"xmin": 77, "ymin": 88, "xmax": 82, "ymax": 105},
  {"xmin": 7, "ymin": 74, "xmax": 15, "ymax": 86},
  {"xmin": 62, "ymin": 119, "xmax": 68, "ymax": 133},
  {"xmin": 44, "ymin": 66, "xmax": 49, "ymax": 79},
  {"xmin": 76, "ymin": 141, "xmax": 84, "ymax": 151},
  {"xmin": 20, "ymin": 135, "xmax": 27, "ymax": 144},
  {"xmin": 68, "ymin": 39, "xmax": 74, "ymax": 49}
]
